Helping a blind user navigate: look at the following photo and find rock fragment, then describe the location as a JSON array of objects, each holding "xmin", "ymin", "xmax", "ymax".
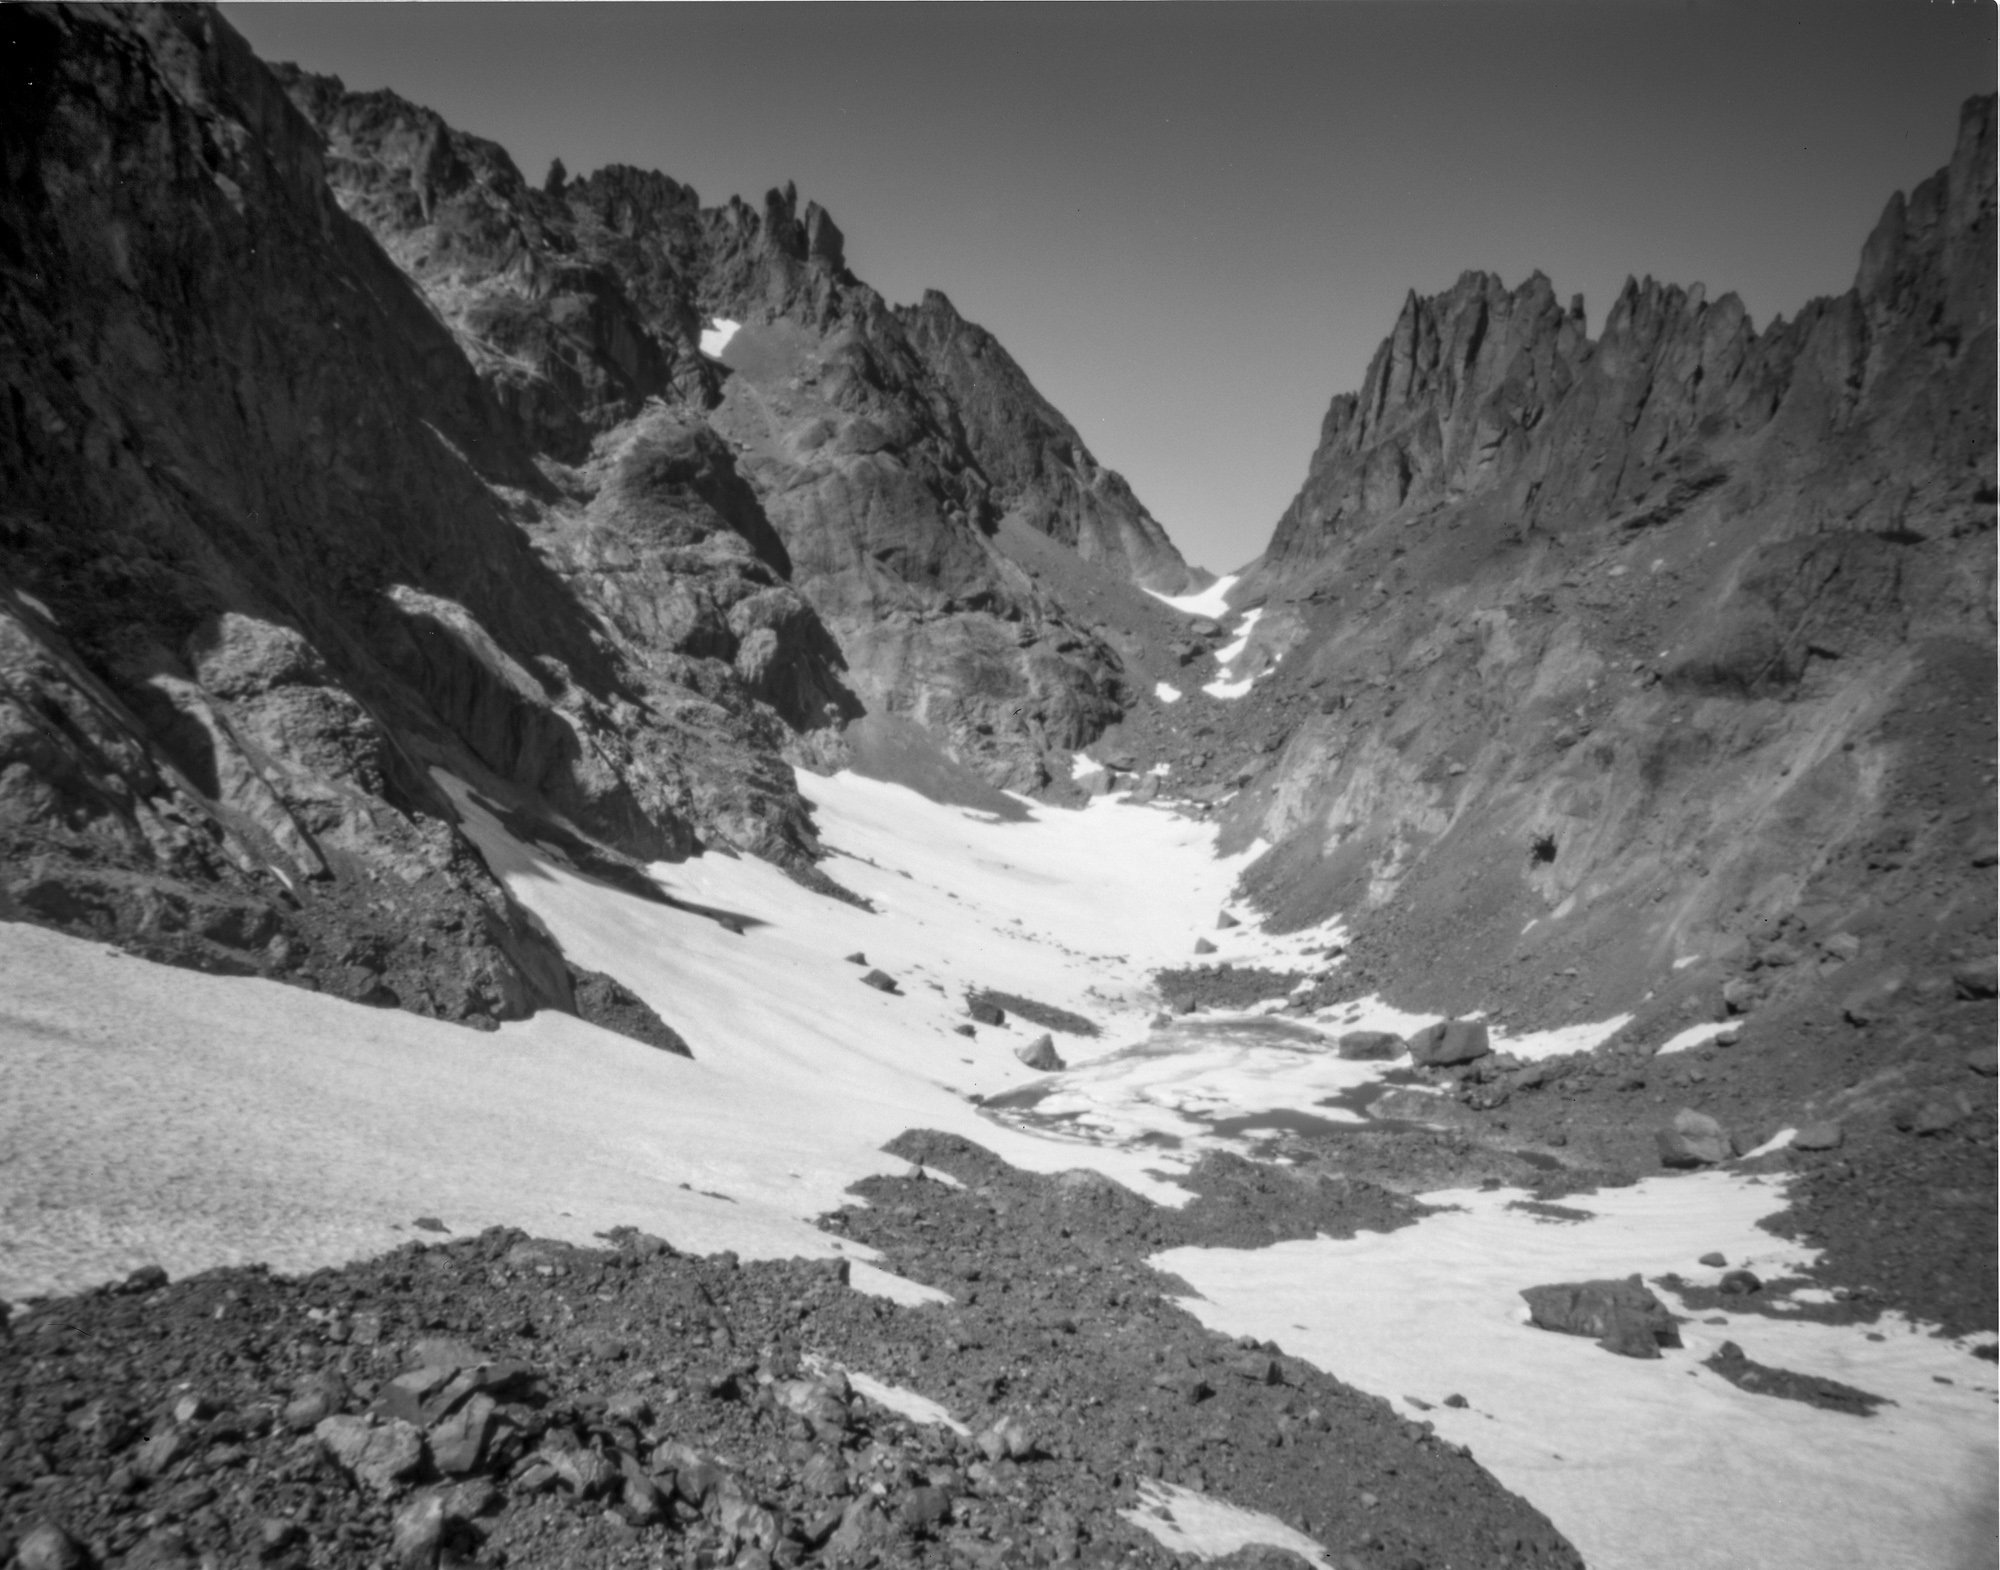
[
  {"xmin": 1657, "ymin": 1108, "xmax": 1731, "ymax": 1167},
  {"xmin": 1337, "ymin": 1030, "xmax": 1403, "ymax": 1061},
  {"xmin": 1406, "ymin": 1019, "xmax": 1490, "ymax": 1067},
  {"xmin": 1015, "ymin": 1034, "xmax": 1065, "ymax": 1071}
]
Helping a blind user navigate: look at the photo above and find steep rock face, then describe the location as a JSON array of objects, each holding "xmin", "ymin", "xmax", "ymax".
[
  {"xmin": 0, "ymin": 4, "xmax": 846, "ymax": 1033},
  {"xmin": 1218, "ymin": 97, "xmax": 1995, "ymax": 1053},
  {"xmin": 276, "ymin": 69, "xmax": 1182, "ymax": 789},
  {"xmin": 899, "ymin": 289, "xmax": 1200, "ymax": 594}
]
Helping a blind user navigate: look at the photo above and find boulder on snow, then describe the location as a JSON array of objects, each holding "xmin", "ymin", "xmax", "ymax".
[
  {"xmin": 859, "ymin": 969, "xmax": 899, "ymax": 994},
  {"xmin": 1015, "ymin": 1034, "xmax": 1064, "ymax": 1071},
  {"xmin": 1406, "ymin": 1019, "xmax": 1490, "ymax": 1067},
  {"xmin": 1657, "ymin": 1108, "xmax": 1731, "ymax": 1168},
  {"xmin": 1193, "ymin": 937, "xmax": 1217, "ymax": 955},
  {"xmin": 1337, "ymin": 1030, "xmax": 1404, "ymax": 1061},
  {"xmin": 1520, "ymin": 1276, "xmax": 1681, "ymax": 1358},
  {"xmin": 1216, "ymin": 911, "xmax": 1241, "ymax": 930},
  {"xmin": 844, "ymin": 952, "xmax": 867, "ymax": 966},
  {"xmin": 967, "ymin": 998, "xmax": 1006, "ymax": 1026}
]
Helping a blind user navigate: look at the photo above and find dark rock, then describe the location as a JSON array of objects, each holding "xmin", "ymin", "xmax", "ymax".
[
  {"xmin": 1406, "ymin": 1020, "xmax": 1491, "ymax": 1067},
  {"xmin": 1698, "ymin": 1252, "xmax": 1728, "ymax": 1268},
  {"xmin": 1657, "ymin": 1108, "xmax": 1731, "ymax": 1168},
  {"xmin": 1792, "ymin": 1122, "xmax": 1844, "ymax": 1151},
  {"xmin": 1718, "ymin": 1271, "xmax": 1763, "ymax": 1296},
  {"xmin": 1217, "ymin": 911, "xmax": 1241, "ymax": 930},
  {"xmin": 1952, "ymin": 957, "xmax": 1998, "ymax": 998},
  {"xmin": 1194, "ymin": 937, "xmax": 1218, "ymax": 956},
  {"xmin": 1521, "ymin": 1276, "xmax": 1682, "ymax": 1358},
  {"xmin": 1337, "ymin": 1030, "xmax": 1404, "ymax": 1061},
  {"xmin": 952, "ymin": 1023, "xmax": 977, "ymax": 1038},
  {"xmin": 1015, "ymin": 1035, "xmax": 1065, "ymax": 1072},
  {"xmin": 967, "ymin": 999, "xmax": 1006, "ymax": 1027},
  {"xmin": 859, "ymin": 969, "xmax": 900, "ymax": 994},
  {"xmin": 845, "ymin": 953, "xmax": 868, "ymax": 966}
]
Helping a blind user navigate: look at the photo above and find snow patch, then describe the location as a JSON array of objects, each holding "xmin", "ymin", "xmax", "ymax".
[
  {"xmin": 1145, "ymin": 573, "xmax": 1239, "ymax": 619},
  {"xmin": 1120, "ymin": 1479, "xmax": 1333, "ymax": 1569},
  {"xmin": 1158, "ymin": 1173, "xmax": 1999, "ymax": 1570},
  {"xmin": 699, "ymin": 317, "xmax": 741, "ymax": 356},
  {"xmin": 1491, "ymin": 1013, "xmax": 1634, "ymax": 1062},
  {"xmin": 1743, "ymin": 1126, "xmax": 1797, "ymax": 1159},
  {"xmin": 1654, "ymin": 1022, "xmax": 1732, "ymax": 1057},
  {"xmin": 843, "ymin": 1371, "xmax": 969, "ymax": 1434},
  {"xmin": 1154, "ymin": 681, "xmax": 1182, "ymax": 704}
]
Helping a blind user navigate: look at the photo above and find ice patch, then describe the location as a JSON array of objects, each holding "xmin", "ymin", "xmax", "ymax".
[
  {"xmin": 1654, "ymin": 1022, "xmax": 1732, "ymax": 1057},
  {"xmin": 699, "ymin": 317, "xmax": 741, "ymax": 356},
  {"xmin": 1491, "ymin": 1013, "xmax": 1634, "ymax": 1062},
  {"xmin": 1744, "ymin": 1126, "xmax": 1796, "ymax": 1159},
  {"xmin": 843, "ymin": 1371, "xmax": 969, "ymax": 1434},
  {"xmin": 1157, "ymin": 1172, "xmax": 2000, "ymax": 1570},
  {"xmin": 1154, "ymin": 681, "xmax": 1182, "ymax": 704},
  {"xmin": 1145, "ymin": 573, "xmax": 1239, "ymax": 619},
  {"xmin": 1120, "ymin": 1479, "xmax": 1333, "ymax": 1569}
]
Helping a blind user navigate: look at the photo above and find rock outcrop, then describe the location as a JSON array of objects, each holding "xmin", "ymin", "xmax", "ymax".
[
  {"xmin": 1209, "ymin": 95, "xmax": 1995, "ymax": 1066},
  {"xmin": 273, "ymin": 67, "xmax": 1191, "ymax": 792},
  {"xmin": 0, "ymin": 4, "xmax": 853, "ymax": 1035}
]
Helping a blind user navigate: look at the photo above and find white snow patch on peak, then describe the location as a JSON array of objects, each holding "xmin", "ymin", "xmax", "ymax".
[
  {"xmin": 1070, "ymin": 752, "xmax": 1097, "ymax": 781},
  {"xmin": 1202, "ymin": 675, "xmax": 1256, "ymax": 700},
  {"xmin": 1154, "ymin": 681, "xmax": 1182, "ymax": 704},
  {"xmin": 1744, "ymin": 1126, "xmax": 1797, "ymax": 1159},
  {"xmin": 1145, "ymin": 574, "xmax": 1239, "ymax": 619},
  {"xmin": 699, "ymin": 318, "xmax": 742, "ymax": 357},
  {"xmin": 1121, "ymin": 1479, "xmax": 1333, "ymax": 1569}
]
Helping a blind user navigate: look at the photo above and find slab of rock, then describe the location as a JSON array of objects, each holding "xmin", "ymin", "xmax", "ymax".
[
  {"xmin": 1406, "ymin": 1019, "xmax": 1490, "ymax": 1067},
  {"xmin": 1952, "ymin": 957, "xmax": 1998, "ymax": 998},
  {"xmin": 315, "ymin": 1414, "xmax": 426, "ymax": 1496},
  {"xmin": 1521, "ymin": 1276, "xmax": 1682, "ymax": 1358},
  {"xmin": 1337, "ymin": 1030, "xmax": 1404, "ymax": 1061},
  {"xmin": 1657, "ymin": 1108, "xmax": 1731, "ymax": 1167},
  {"xmin": 859, "ymin": 969, "xmax": 899, "ymax": 994},
  {"xmin": 1015, "ymin": 1034, "xmax": 1065, "ymax": 1072},
  {"xmin": 1792, "ymin": 1121, "xmax": 1844, "ymax": 1151}
]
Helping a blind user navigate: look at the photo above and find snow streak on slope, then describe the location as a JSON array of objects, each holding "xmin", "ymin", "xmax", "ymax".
[
  {"xmin": 1158, "ymin": 1175, "xmax": 2000, "ymax": 1570},
  {"xmin": 1145, "ymin": 573, "xmax": 1239, "ymax": 618}
]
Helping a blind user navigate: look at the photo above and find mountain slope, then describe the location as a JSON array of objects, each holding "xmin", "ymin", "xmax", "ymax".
[
  {"xmin": 0, "ymin": 3, "xmax": 856, "ymax": 1035},
  {"xmin": 273, "ymin": 69, "xmax": 1199, "ymax": 791}
]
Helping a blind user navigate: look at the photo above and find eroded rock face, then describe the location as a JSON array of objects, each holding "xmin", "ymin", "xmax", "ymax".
[
  {"xmin": 0, "ymin": 4, "xmax": 842, "ymax": 1037},
  {"xmin": 1216, "ymin": 95, "xmax": 1996, "ymax": 1049},
  {"xmin": 274, "ymin": 66, "xmax": 1176, "ymax": 791}
]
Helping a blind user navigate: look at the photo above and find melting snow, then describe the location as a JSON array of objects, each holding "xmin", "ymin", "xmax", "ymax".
[
  {"xmin": 843, "ymin": 1371, "xmax": 969, "ymax": 1434},
  {"xmin": 1155, "ymin": 681, "xmax": 1183, "ymax": 703},
  {"xmin": 1121, "ymin": 1478, "xmax": 1334, "ymax": 1567},
  {"xmin": 1654, "ymin": 1021, "xmax": 1733, "ymax": 1056},
  {"xmin": 2, "ymin": 766, "xmax": 1988, "ymax": 1570},
  {"xmin": 1157, "ymin": 1174, "xmax": 1999, "ymax": 1570},
  {"xmin": 1145, "ymin": 573, "xmax": 1239, "ymax": 618},
  {"xmin": 699, "ymin": 317, "xmax": 742, "ymax": 357}
]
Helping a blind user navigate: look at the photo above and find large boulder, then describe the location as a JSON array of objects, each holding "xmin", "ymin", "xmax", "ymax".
[
  {"xmin": 1337, "ymin": 1030, "xmax": 1405, "ymax": 1061},
  {"xmin": 1015, "ymin": 1034, "xmax": 1065, "ymax": 1072},
  {"xmin": 1657, "ymin": 1108, "xmax": 1732, "ymax": 1168},
  {"xmin": 1520, "ymin": 1276, "xmax": 1682, "ymax": 1359},
  {"xmin": 1406, "ymin": 1019, "xmax": 1491, "ymax": 1067}
]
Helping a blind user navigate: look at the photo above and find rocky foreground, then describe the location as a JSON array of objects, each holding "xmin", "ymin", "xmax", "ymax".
[{"xmin": 1, "ymin": 1140, "xmax": 1580, "ymax": 1570}]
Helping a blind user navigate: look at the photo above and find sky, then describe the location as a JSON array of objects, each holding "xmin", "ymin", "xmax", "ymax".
[{"xmin": 223, "ymin": 3, "xmax": 1995, "ymax": 575}]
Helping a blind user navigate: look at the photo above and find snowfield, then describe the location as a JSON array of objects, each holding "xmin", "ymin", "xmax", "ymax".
[{"xmin": 2, "ymin": 769, "xmax": 1993, "ymax": 1570}]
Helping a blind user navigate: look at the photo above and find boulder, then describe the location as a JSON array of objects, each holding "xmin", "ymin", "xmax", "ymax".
[
  {"xmin": 859, "ymin": 969, "xmax": 899, "ymax": 994},
  {"xmin": 315, "ymin": 1415, "xmax": 426, "ymax": 1497},
  {"xmin": 1217, "ymin": 911, "xmax": 1241, "ymax": 930},
  {"xmin": 967, "ymin": 999, "xmax": 1006, "ymax": 1026},
  {"xmin": 1791, "ymin": 1121, "xmax": 1844, "ymax": 1151},
  {"xmin": 1520, "ymin": 1276, "xmax": 1681, "ymax": 1358},
  {"xmin": 1952, "ymin": 957, "xmax": 1998, "ymax": 999},
  {"xmin": 1336, "ymin": 1030, "xmax": 1404, "ymax": 1061},
  {"xmin": 1015, "ymin": 1034, "xmax": 1065, "ymax": 1071},
  {"xmin": 1406, "ymin": 1019, "xmax": 1490, "ymax": 1067},
  {"xmin": 1657, "ymin": 1108, "xmax": 1731, "ymax": 1167},
  {"xmin": 14, "ymin": 1525, "xmax": 91, "ymax": 1570},
  {"xmin": 1193, "ymin": 937, "xmax": 1218, "ymax": 956}
]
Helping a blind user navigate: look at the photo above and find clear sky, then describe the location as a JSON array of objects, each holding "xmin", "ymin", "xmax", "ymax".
[{"xmin": 223, "ymin": 2, "xmax": 1995, "ymax": 575}]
